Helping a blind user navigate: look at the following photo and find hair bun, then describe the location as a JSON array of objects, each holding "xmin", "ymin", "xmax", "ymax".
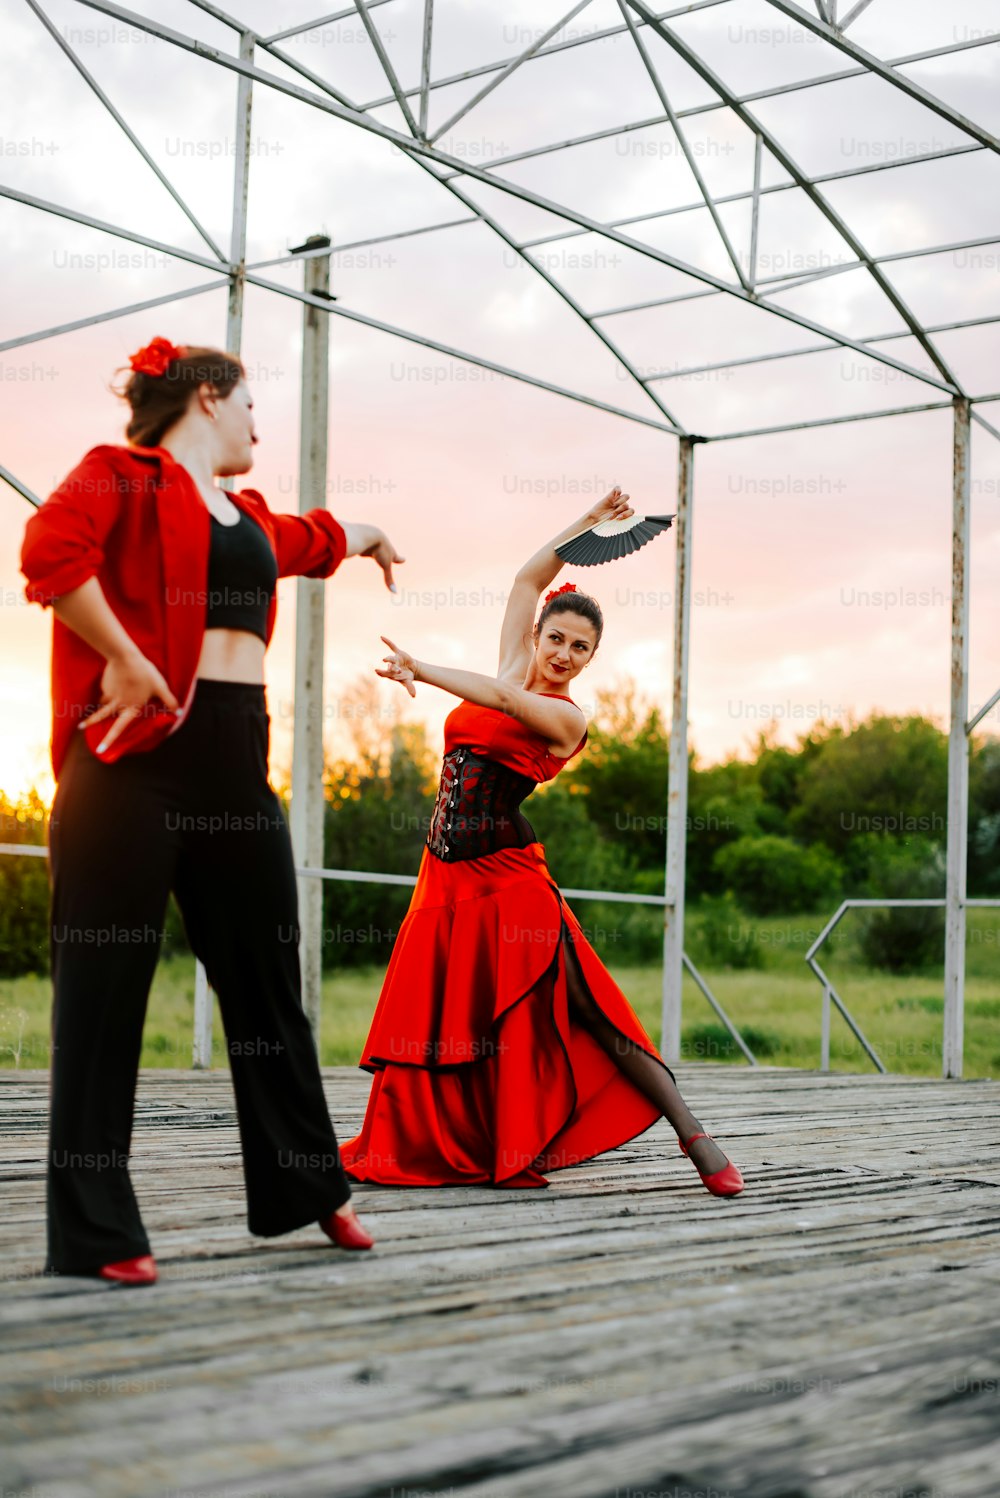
[{"xmin": 114, "ymin": 343, "xmax": 244, "ymax": 449}]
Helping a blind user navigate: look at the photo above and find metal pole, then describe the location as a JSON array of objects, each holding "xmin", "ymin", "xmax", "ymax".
[
  {"xmin": 290, "ymin": 235, "xmax": 333, "ymax": 1040},
  {"xmin": 748, "ymin": 132, "xmax": 762, "ymax": 289},
  {"xmin": 943, "ymin": 397, "xmax": 971, "ymax": 1078},
  {"xmin": 419, "ymin": 0, "xmax": 434, "ymax": 136},
  {"xmin": 193, "ymin": 30, "xmax": 254, "ymax": 1070},
  {"xmin": 661, "ymin": 436, "xmax": 695, "ymax": 1063},
  {"xmin": 226, "ymin": 31, "xmax": 255, "ymax": 352},
  {"xmin": 192, "ymin": 964, "xmax": 213, "ymax": 1070}
]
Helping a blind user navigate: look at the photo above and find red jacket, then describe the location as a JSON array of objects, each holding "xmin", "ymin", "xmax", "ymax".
[{"xmin": 20, "ymin": 443, "xmax": 347, "ymax": 781}]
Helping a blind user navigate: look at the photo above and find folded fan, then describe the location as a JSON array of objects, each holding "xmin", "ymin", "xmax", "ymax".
[{"xmin": 554, "ymin": 512, "xmax": 675, "ymax": 566}]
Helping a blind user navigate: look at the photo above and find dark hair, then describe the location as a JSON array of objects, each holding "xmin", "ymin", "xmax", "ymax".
[
  {"xmin": 112, "ymin": 346, "xmax": 246, "ymax": 448},
  {"xmin": 534, "ymin": 587, "xmax": 603, "ymax": 649}
]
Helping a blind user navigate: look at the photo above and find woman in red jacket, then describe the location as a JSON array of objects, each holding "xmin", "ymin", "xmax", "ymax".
[{"xmin": 20, "ymin": 337, "xmax": 402, "ymax": 1284}]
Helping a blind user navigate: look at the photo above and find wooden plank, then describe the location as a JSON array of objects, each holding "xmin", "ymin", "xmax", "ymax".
[{"xmin": 1, "ymin": 1066, "xmax": 999, "ymax": 1498}]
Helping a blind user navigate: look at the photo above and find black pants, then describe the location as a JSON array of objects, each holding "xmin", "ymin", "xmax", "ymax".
[{"xmin": 45, "ymin": 678, "xmax": 351, "ymax": 1275}]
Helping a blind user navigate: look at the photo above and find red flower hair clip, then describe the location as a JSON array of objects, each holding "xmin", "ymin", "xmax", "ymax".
[
  {"xmin": 128, "ymin": 337, "xmax": 187, "ymax": 377},
  {"xmin": 544, "ymin": 581, "xmax": 578, "ymax": 605}
]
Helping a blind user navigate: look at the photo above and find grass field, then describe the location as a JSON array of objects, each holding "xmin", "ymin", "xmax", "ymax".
[{"xmin": 2, "ymin": 907, "xmax": 997, "ymax": 1079}]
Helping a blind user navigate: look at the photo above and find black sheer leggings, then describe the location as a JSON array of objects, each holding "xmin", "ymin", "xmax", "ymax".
[{"xmin": 561, "ymin": 930, "xmax": 731, "ymax": 1176}]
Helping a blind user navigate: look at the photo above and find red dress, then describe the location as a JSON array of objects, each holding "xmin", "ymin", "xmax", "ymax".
[{"xmin": 340, "ymin": 695, "xmax": 672, "ymax": 1188}]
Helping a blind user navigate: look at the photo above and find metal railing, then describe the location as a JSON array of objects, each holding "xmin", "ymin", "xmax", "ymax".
[
  {"xmin": 804, "ymin": 897, "xmax": 1000, "ymax": 1073},
  {"xmin": 0, "ymin": 843, "xmax": 755, "ymax": 1068},
  {"xmin": 8, "ymin": 844, "xmax": 999, "ymax": 1075}
]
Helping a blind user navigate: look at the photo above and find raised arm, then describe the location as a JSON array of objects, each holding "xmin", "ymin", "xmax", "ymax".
[
  {"xmin": 377, "ymin": 637, "xmax": 587, "ymax": 759},
  {"xmin": 496, "ymin": 486, "xmax": 633, "ymax": 681}
]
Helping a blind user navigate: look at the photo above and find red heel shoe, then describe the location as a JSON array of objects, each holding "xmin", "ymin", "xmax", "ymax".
[
  {"xmin": 680, "ymin": 1131, "xmax": 744, "ymax": 1197},
  {"xmin": 98, "ymin": 1254, "xmax": 158, "ymax": 1285},
  {"xmin": 319, "ymin": 1206, "xmax": 375, "ymax": 1251}
]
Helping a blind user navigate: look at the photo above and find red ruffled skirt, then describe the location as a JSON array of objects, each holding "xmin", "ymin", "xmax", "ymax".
[{"xmin": 340, "ymin": 842, "xmax": 667, "ymax": 1188}]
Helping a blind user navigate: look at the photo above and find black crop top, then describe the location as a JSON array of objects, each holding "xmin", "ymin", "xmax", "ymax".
[{"xmin": 204, "ymin": 509, "xmax": 279, "ymax": 643}]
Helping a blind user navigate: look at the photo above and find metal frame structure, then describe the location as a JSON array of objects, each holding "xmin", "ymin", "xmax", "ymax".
[
  {"xmin": 805, "ymin": 895, "xmax": 1000, "ymax": 1075},
  {"xmin": 3, "ymin": 0, "xmax": 999, "ymax": 1076}
]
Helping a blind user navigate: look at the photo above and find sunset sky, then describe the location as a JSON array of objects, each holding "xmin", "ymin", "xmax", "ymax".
[{"xmin": 2, "ymin": 0, "xmax": 999, "ymax": 804}]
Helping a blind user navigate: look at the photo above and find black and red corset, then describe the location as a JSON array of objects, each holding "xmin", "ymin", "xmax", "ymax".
[{"xmin": 426, "ymin": 748, "xmax": 538, "ymax": 861}]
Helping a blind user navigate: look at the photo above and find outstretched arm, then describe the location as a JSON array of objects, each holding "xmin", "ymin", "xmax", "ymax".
[
  {"xmin": 258, "ymin": 493, "xmax": 405, "ymax": 592},
  {"xmin": 377, "ymin": 637, "xmax": 586, "ymax": 759},
  {"xmin": 496, "ymin": 486, "xmax": 633, "ymax": 680}
]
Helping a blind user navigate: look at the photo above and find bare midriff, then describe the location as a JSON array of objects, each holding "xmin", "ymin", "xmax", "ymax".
[{"xmin": 196, "ymin": 628, "xmax": 266, "ymax": 684}]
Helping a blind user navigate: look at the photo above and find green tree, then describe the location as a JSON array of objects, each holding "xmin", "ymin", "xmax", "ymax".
[
  {"xmin": 320, "ymin": 678, "xmax": 437, "ymax": 969},
  {"xmin": 970, "ymin": 735, "xmax": 1000, "ymax": 896},
  {"xmin": 858, "ymin": 836, "xmax": 945, "ymax": 972},
  {"xmin": 790, "ymin": 714, "xmax": 948, "ymax": 876},
  {"xmin": 753, "ymin": 722, "xmax": 831, "ymax": 833},
  {"xmin": 566, "ymin": 682, "xmax": 669, "ymax": 871},
  {"xmin": 689, "ymin": 892, "xmax": 766, "ymax": 970},
  {"xmin": 686, "ymin": 757, "xmax": 763, "ymax": 896},
  {"xmin": 713, "ymin": 833, "xmax": 842, "ymax": 916},
  {"xmin": 0, "ymin": 789, "xmax": 50, "ymax": 977}
]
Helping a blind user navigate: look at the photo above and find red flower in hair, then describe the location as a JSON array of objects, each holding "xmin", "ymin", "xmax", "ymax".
[
  {"xmin": 544, "ymin": 581, "xmax": 578, "ymax": 605},
  {"xmin": 128, "ymin": 337, "xmax": 186, "ymax": 377}
]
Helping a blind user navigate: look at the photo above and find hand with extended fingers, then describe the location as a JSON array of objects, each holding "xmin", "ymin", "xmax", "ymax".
[
  {"xmin": 78, "ymin": 649, "xmax": 180, "ymax": 753},
  {"xmin": 376, "ymin": 635, "xmax": 418, "ymax": 697}
]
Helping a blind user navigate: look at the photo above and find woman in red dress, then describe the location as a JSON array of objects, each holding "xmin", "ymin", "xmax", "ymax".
[{"xmin": 341, "ymin": 488, "xmax": 744, "ymax": 1196}]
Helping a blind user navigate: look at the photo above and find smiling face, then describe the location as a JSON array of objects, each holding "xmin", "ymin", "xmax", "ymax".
[
  {"xmin": 533, "ymin": 608, "xmax": 599, "ymax": 687},
  {"xmin": 209, "ymin": 377, "xmax": 258, "ymax": 476}
]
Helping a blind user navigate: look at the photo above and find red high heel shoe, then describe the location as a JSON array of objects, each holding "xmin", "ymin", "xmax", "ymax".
[
  {"xmin": 679, "ymin": 1131, "xmax": 744, "ymax": 1197},
  {"xmin": 98, "ymin": 1254, "xmax": 158, "ymax": 1285},
  {"xmin": 319, "ymin": 1206, "xmax": 375, "ymax": 1251}
]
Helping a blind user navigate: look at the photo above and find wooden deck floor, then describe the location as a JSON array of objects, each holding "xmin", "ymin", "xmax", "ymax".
[{"xmin": 2, "ymin": 1063, "xmax": 999, "ymax": 1498}]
